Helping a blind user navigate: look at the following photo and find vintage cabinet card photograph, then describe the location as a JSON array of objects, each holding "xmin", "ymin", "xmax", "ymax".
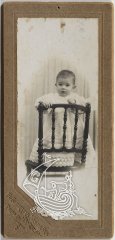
[{"xmin": 2, "ymin": 2, "xmax": 114, "ymax": 238}]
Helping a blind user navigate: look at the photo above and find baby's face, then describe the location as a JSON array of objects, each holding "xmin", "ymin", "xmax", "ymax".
[{"xmin": 56, "ymin": 77, "xmax": 75, "ymax": 97}]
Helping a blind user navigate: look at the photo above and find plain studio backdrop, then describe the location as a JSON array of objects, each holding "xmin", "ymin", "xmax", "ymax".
[{"xmin": 17, "ymin": 18, "xmax": 98, "ymax": 219}]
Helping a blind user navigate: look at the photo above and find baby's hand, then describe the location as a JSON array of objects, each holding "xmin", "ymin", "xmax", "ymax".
[
  {"xmin": 42, "ymin": 102, "xmax": 51, "ymax": 109},
  {"xmin": 35, "ymin": 101, "xmax": 51, "ymax": 110},
  {"xmin": 67, "ymin": 98, "xmax": 76, "ymax": 113},
  {"xmin": 67, "ymin": 98, "xmax": 76, "ymax": 104}
]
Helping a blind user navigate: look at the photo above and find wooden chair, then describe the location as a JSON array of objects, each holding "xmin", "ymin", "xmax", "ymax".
[{"xmin": 25, "ymin": 102, "xmax": 91, "ymax": 174}]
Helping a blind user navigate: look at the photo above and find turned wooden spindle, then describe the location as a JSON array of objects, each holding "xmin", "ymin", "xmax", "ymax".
[
  {"xmin": 63, "ymin": 107, "xmax": 67, "ymax": 148},
  {"xmin": 52, "ymin": 108, "xmax": 55, "ymax": 148},
  {"xmin": 37, "ymin": 102, "xmax": 44, "ymax": 164},
  {"xmin": 73, "ymin": 109, "xmax": 78, "ymax": 148},
  {"xmin": 81, "ymin": 103, "xmax": 91, "ymax": 163}
]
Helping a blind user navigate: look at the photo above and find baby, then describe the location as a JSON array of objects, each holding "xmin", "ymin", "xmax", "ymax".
[
  {"xmin": 29, "ymin": 70, "xmax": 95, "ymax": 167},
  {"xmin": 35, "ymin": 70, "xmax": 83, "ymax": 108}
]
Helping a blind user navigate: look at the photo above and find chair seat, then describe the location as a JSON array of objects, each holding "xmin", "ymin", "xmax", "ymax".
[{"xmin": 25, "ymin": 159, "xmax": 85, "ymax": 175}]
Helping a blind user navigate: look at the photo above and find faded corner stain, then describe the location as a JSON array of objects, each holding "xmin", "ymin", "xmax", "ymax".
[
  {"xmin": 25, "ymin": 18, "xmax": 30, "ymax": 23},
  {"xmin": 28, "ymin": 26, "xmax": 34, "ymax": 32},
  {"xmin": 17, "ymin": 121, "xmax": 25, "ymax": 129},
  {"xmin": 60, "ymin": 22, "xmax": 66, "ymax": 33}
]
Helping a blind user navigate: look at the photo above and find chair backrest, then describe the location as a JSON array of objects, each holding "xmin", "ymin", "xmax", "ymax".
[{"xmin": 37, "ymin": 102, "xmax": 91, "ymax": 165}]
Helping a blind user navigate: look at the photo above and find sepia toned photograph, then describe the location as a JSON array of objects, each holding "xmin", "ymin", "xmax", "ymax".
[{"xmin": 17, "ymin": 18, "xmax": 98, "ymax": 220}]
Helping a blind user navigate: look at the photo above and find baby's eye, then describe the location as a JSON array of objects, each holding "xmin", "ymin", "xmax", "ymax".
[
  {"xmin": 59, "ymin": 83, "xmax": 62, "ymax": 86},
  {"xmin": 66, "ymin": 84, "xmax": 70, "ymax": 87}
]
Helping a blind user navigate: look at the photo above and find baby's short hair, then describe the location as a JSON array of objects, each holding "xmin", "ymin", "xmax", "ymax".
[{"xmin": 56, "ymin": 70, "xmax": 76, "ymax": 85}]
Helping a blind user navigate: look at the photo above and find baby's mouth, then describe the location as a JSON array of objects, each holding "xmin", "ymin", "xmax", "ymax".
[
  {"xmin": 60, "ymin": 92, "xmax": 67, "ymax": 96},
  {"xmin": 61, "ymin": 90, "xmax": 67, "ymax": 94}
]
